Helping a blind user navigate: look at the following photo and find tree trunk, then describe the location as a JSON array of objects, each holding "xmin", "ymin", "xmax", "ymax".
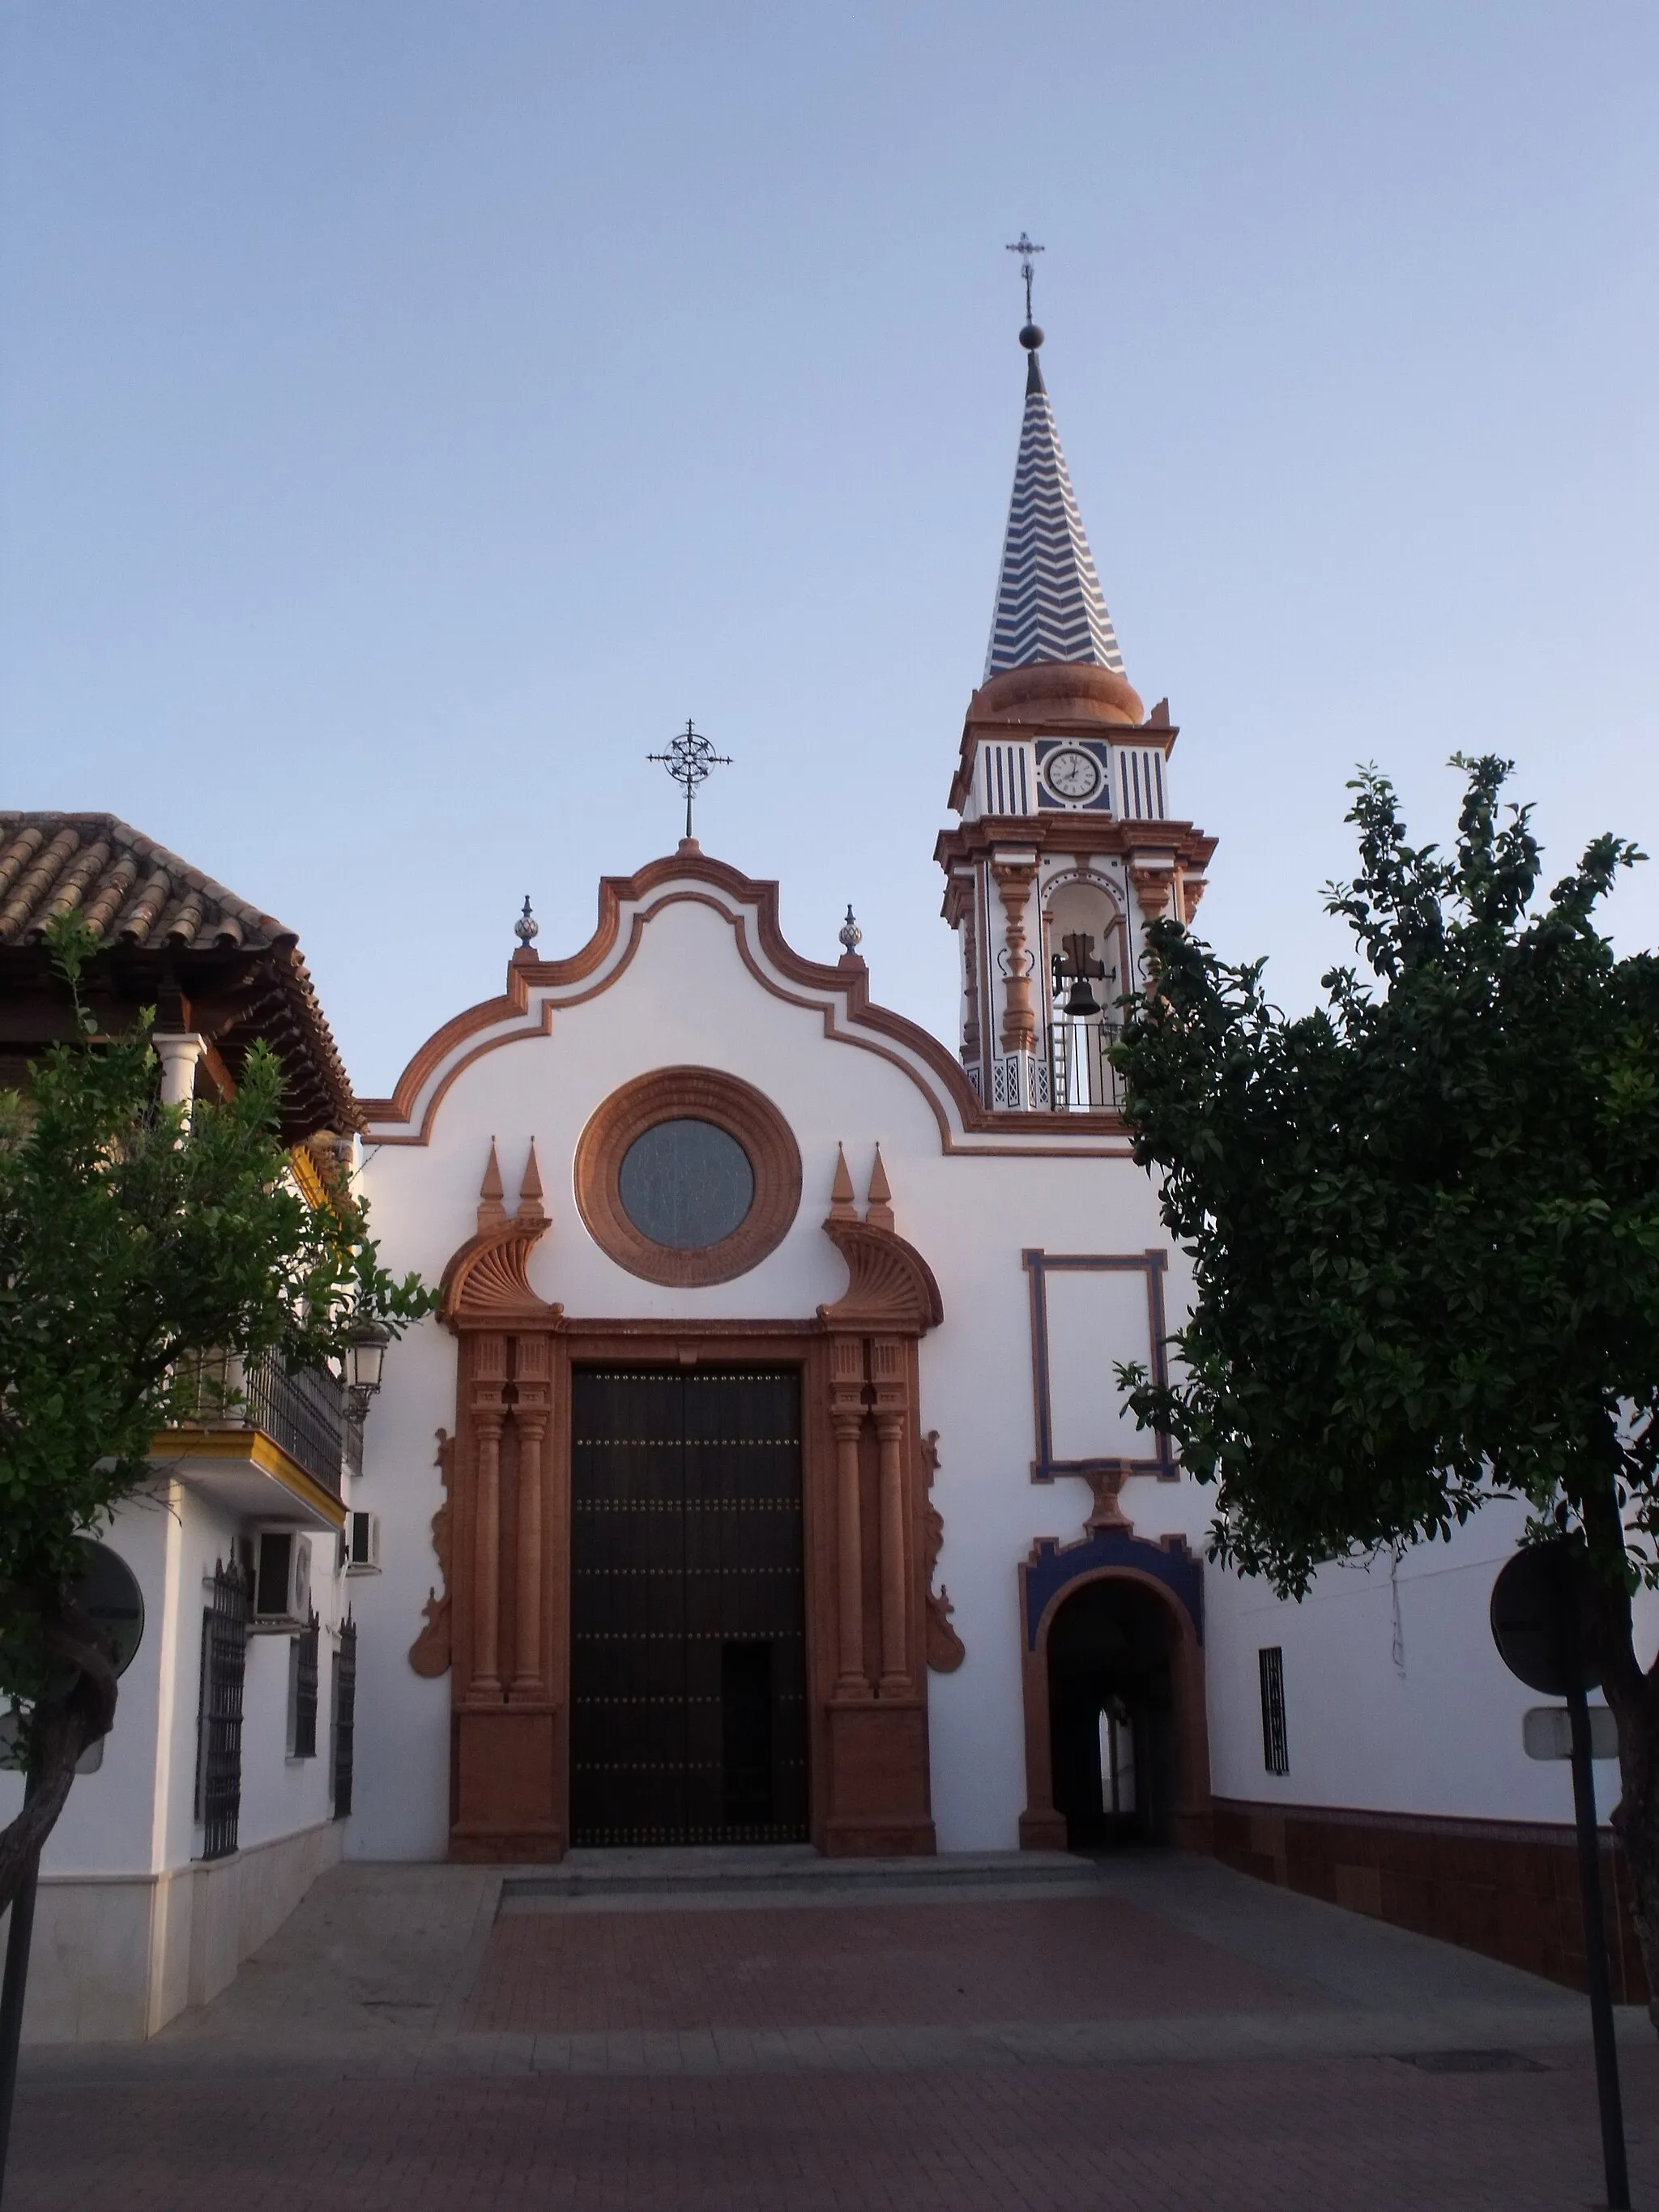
[{"xmin": 0, "ymin": 1585, "xmax": 118, "ymax": 1920}]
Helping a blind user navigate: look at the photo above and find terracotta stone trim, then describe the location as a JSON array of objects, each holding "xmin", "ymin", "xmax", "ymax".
[
  {"xmin": 819, "ymin": 1217, "xmax": 944, "ymax": 1334},
  {"xmin": 359, "ymin": 850, "xmax": 1135, "ymax": 1153},
  {"xmin": 933, "ymin": 818, "xmax": 1218, "ymax": 879},
  {"xmin": 441, "ymin": 1141, "xmax": 561, "ymax": 1327},
  {"xmin": 438, "ymin": 1315, "xmax": 940, "ymax": 1864},
  {"xmin": 574, "ymin": 1065, "xmax": 803, "ymax": 1288},
  {"xmin": 1213, "ymin": 1796, "xmax": 1648, "ymax": 2005}
]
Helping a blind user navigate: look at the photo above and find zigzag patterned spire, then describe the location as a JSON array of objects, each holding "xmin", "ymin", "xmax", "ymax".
[{"xmin": 984, "ymin": 348, "xmax": 1124, "ymax": 680}]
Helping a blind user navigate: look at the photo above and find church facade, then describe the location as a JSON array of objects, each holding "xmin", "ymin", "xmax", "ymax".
[
  {"xmin": 5, "ymin": 312, "xmax": 1650, "ymax": 2038},
  {"xmin": 348, "ymin": 319, "xmax": 1220, "ymax": 1865}
]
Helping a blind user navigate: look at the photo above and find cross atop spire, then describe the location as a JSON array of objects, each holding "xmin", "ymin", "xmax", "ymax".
[
  {"xmin": 648, "ymin": 719, "xmax": 731, "ymax": 845},
  {"xmin": 1005, "ymin": 232, "xmax": 1043, "ymax": 326},
  {"xmin": 983, "ymin": 274, "xmax": 1124, "ymax": 681}
]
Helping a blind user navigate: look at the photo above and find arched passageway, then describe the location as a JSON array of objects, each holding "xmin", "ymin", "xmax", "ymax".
[
  {"xmin": 1018, "ymin": 1538, "xmax": 1211, "ymax": 1853},
  {"xmin": 1046, "ymin": 1577, "xmax": 1179, "ymax": 1848}
]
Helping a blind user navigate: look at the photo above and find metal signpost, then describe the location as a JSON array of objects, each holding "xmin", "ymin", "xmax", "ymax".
[
  {"xmin": 1489, "ymin": 1540, "xmax": 1628, "ymax": 2211},
  {"xmin": 0, "ymin": 1539, "xmax": 144, "ymax": 2204}
]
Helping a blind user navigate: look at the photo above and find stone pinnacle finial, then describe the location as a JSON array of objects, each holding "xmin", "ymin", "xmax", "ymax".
[
  {"xmin": 514, "ymin": 896, "xmax": 539, "ymax": 954},
  {"xmin": 838, "ymin": 904, "xmax": 864, "ymax": 958},
  {"xmin": 829, "ymin": 1144, "xmax": 858, "ymax": 1221},
  {"xmin": 518, "ymin": 1138, "xmax": 545, "ymax": 1217},
  {"xmin": 477, "ymin": 1139, "xmax": 506, "ymax": 1230},
  {"xmin": 865, "ymin": 1144, "xmax": 895, "ymax": 1233}
]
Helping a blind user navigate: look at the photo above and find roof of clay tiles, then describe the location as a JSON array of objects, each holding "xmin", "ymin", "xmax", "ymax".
[
  {"xmin": 0, "ymin": 812, "xmax": 292, "ymax": 952},
  {"xmin": 0, "ymin": 812, "xmax": 357, "ymax": 1136}
]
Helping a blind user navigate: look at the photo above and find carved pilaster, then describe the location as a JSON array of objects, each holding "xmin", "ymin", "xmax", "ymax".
[
  {"xmin": 992, "ymin": 858, "xmax": 1038, "ymax": 1054},
  {"xmin": 469, "ymin": 1345, "xmax": 506, "ymax": 1700},
  {"xmin": 444, "ymin": 1141, "xmax": 566, "ymax": 1860},
  {"xmin": 873, "ymin": 1394, "xmax": 909, "ymax": 1695},
  {"xmin": 830, "ymin": 1330, "xmax": 870, "ymax": 1702},
  {"xmin": 817, "ymin": 1153, "xmax": 942, "ymax": 1854},
  {"xmin": 511, "ymin": 1332, "xmax": 552, "ymax": 1697}
]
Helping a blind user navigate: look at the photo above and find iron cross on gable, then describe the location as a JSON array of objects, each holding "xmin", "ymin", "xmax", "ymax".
[
  {"xmin": 648, "ymin": 719, "xmax": 731, "ymax": 844},
  {"xmin": 1006, "ymin": 232, "xmax": 1044, "ymax": 323}
]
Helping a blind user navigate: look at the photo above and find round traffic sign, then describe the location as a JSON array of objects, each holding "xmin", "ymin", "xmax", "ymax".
[
  {"xmin": 71, "ymin": 1537, "xmax": 145, "ymax": 1678},
  {"xmin": 1490, "ymin": 1541, "xmax": 1599, "ymax": 1697}
]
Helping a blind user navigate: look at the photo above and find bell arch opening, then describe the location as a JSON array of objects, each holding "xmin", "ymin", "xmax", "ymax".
[{"xmin": 1041, "ymin": 876, "xmax": 1125, "ymax": 1110}]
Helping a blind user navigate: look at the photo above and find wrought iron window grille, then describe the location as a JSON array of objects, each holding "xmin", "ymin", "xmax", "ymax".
[
  {"xmin": 331, "ymin": 1617, "xmax": 357, "ymax": 1818},
  {"xmin": 289, "ymin": 1610, "xmax": 321, "ymax": 1761},
  {"xmin": 195, "ymin": 1560, "xmax": 249, "ymax": 1860},
  {"xmin": 1259, "ymin": 1646, "xmax": 1290, "ymax": 1776}
]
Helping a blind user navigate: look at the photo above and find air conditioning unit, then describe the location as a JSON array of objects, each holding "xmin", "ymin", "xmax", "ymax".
[
  {"xmin": 342, "ymin": 1510, "xmax": 380, "ymax": 1575},
  {"xmin": 251, "ymin": 1531, "xmax": 313, "ymax": 1626}
]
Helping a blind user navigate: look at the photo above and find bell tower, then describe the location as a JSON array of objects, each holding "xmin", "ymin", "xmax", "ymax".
[{"xmin": 936, "ymin": 294, "xmax": 1216, "ymax": 1115}]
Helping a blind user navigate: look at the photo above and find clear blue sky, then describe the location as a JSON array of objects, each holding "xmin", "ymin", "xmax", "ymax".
[{"xmin": 3, "ymin": 2, "xmax": 1654, "ymax": 1097}]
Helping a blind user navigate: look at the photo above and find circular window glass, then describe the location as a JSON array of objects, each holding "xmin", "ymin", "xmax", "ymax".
[{"xmin": 616, "ymin": 1118, "xmax": 755, "ymax": 1251}]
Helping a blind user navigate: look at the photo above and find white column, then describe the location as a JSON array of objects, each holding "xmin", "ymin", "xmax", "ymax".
[{"xmin": 152, "ymin": 1033, "xmax": 206, "ymax": 1119}]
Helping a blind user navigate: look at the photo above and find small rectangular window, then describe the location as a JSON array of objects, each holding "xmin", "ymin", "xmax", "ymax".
[
  {"xmin": 1259, "ymin": 1646, "xmax": 1289, "ymax": 1776},
  {"xmin": 288, "ymin": 1615, "xmax": 320, "ymax": 1760}
]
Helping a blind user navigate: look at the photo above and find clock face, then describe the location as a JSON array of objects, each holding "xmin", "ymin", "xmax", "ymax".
[{"xmin": 1044, "ymin": 746, "xmax": 1102, "ymax": 803}]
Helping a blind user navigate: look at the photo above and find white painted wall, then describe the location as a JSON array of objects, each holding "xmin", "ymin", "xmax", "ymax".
[
  {"xmin": 0, "ymin": 1481, "xmax": 349, "ymax": 1876},
  {"xmin": 1205, "ymin": 1503, "xmax": 1659, "ymax": 1826},
  {"xmin": 343, "ymin": 862, "xmax": 1659, "ymax": 1865},
  {"xmin": 352, "ymin": 880, "xmax": 1208, "ymax": 1855}
]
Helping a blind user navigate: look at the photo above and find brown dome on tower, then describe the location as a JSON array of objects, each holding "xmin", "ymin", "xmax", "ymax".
[{"xmin": 967, "ymin": 661, "xmax": 1145, "ymax": 729}]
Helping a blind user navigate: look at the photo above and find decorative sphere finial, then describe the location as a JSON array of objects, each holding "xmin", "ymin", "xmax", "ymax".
[
  {"xmin": 514, "ymin": 895, "xmax": 539, "ymax": 952},
  {"xmin": 1019, "ymin": 322, "xmax": 1043, "ymax": 351},
  {"xmin": 838, "ymin": 904, "xmax": 864, "ymax": 957}
]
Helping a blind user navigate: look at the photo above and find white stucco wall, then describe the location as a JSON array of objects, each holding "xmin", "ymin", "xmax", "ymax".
[
  {"xmin": 350, "ymin": 885, "xmax": 1209, "ymax": 1855},
  {"xmin": 1204, "ymin": 1504, "xmax": 1658, "ymax": 1826},
  {"xmin": 345, "ymin": 867, "xmax": 1659, "ymax": 1864}
]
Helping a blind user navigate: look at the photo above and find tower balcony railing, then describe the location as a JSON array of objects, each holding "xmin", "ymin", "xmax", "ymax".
[
  {"xmin": 166, "ymin": 1349, "xmax": 348, "ymax": 1499},
  {"xmin": 1046, "ymin": 1014, "xmax": 1125, "ymax": 1113}
]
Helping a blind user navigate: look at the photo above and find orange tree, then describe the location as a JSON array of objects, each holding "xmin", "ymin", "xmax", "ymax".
[
  {"xmin": 1112, "ymin": 757, "xmax": 1659, "ymax": 2028},
  {"xmin": 0, "ymin": 917, "xmax": 433, "ymax": 1915}
]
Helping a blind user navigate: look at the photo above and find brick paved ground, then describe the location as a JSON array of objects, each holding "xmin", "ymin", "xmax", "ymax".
[
  {"xmin": 8, "ymin": 1857, "xmax": 1657, "ymax": 2211},
  {"xmin": 10, "ymin": 2045, "xmax": 1658, "ymax": 2211},
  {"xmin": 467, "ymin": 1895, "xmax": 1308, "ymax": 2033}
]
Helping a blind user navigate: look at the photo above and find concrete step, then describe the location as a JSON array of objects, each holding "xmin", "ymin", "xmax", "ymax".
[{"xmin": 501, "ymin": 1846, "xmax": 1101, "ymax": 1904}]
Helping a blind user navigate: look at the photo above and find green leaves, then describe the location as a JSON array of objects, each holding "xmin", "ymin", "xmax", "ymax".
[
  {"xmin": 1111, "ymin": 755, "xmax": 1659, "ymax": 1607},
  {"xmin": 0, "ymin": 955, "xmax": 436, "ymax": 1715}
]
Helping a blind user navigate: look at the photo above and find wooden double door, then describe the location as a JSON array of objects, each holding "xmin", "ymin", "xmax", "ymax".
[{"xmin": 569, "ymin": 1366, "xmax": 809, "ymax": 1847}]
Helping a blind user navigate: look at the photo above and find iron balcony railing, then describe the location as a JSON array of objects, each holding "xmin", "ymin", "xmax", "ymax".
[
  {"xmin": 1046, "ymin": 1015, "xmax": 1126, "ymax": 1113},
  {"xmin": 171, "ymin": 1350, "xmax": 347, "ymax": 1499}
]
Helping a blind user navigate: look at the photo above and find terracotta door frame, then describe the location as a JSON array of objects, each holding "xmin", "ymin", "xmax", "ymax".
[
  {"xmin": 1017, "ymin": 1538, "xmax": 1212, "ymax": 1853},
  {"xmin": 447, "ymin": 1320, "xmax": 939, "ymax": 1861},
  {"xmin": 437, "ymin": 1154, "xmax": 945, "ymax": 1862}
]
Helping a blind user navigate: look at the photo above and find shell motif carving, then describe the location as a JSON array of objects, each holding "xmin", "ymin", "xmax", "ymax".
[
  {"xmin": 818, "ymin": 1217, "xmax": 943, "ymax": 1334},
  {"xmin": 441, "ymin": 1226, "xmax": 556, "ymax": 1320}
]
